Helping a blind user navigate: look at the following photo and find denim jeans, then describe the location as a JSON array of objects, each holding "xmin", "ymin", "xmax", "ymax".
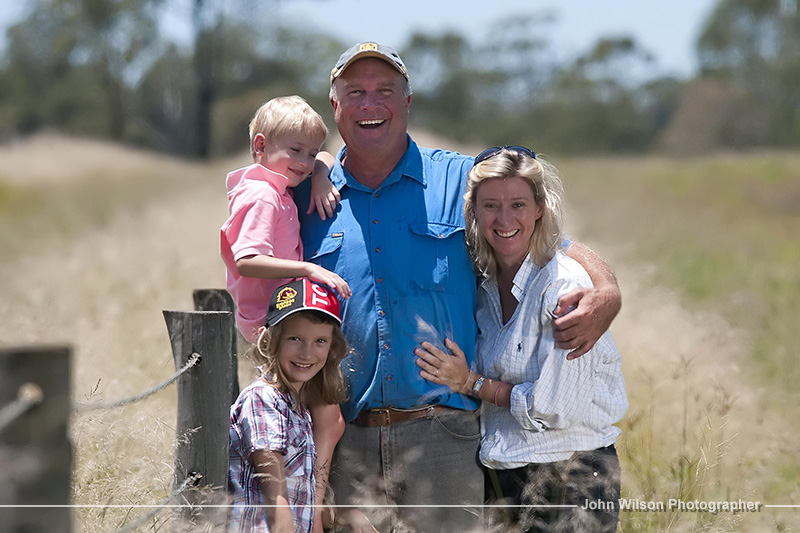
[{"xmin": 329, "ymin": 408, "xmax": 483, "ymax": 533}]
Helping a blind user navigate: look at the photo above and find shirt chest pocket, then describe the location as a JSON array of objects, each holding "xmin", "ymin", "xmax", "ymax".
[
  {"xmin": 303, "ymin": 232, "xmax": 345, "ymax": 279},
  {"xmin": 409, "ymin": 222, "xmax": 466, "ymax": 293}
]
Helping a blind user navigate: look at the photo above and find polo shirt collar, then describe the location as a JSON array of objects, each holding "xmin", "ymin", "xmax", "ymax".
[
  {"xmin": 331, "ymin": 134, "xmax": 426, "ymax": 191},
  {"xmin": 236, "ymin": 163, "xmax": 290, "ymax": 194}
]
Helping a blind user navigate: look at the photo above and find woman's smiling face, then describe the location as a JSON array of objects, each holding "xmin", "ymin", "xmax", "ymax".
[{"xmin": 475, "ymin": 175, "xmax": 543, "ymax": 272}]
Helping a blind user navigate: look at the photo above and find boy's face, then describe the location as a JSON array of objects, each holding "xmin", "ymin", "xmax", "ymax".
[{"xmin": 255, "ymin": 132, "xmax": 323, "ymax": 187}]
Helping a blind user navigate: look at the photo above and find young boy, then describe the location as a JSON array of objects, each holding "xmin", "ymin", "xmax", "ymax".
[
  {"xmin": 220, "ymin": 95, "xmax": 350, "ymax": 533},
  {"xmin": 221, "ymin": 95, "xmax": 350, "ymax": 344}
]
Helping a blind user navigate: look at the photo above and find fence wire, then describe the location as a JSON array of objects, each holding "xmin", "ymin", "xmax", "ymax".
[
  {"xmin": 0, "ymin": 383, "xmax": 44, "ymax": 433},
  {"xmin": 76, "ymin": 353, "xmax": 201, "ymax": 413},
  {"xmin": 114, "ymin": 472, "xmax": 203, "ymax": 533}
]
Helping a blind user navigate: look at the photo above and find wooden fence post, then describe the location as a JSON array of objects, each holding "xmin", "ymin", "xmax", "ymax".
[
  {"xmin": 163, "ymin": 310, "xmax": 233, "ymax": 531},
  {"xmin": 0, "ymin": 346, "xmax": 71, "ymax": 533},
  {"xmin": 192, "ymin": 289, "xmax": 239, "ymax": 404}
]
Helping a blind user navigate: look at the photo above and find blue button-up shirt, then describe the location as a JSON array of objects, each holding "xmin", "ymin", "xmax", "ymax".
[{"xmin": 295, "ymin": 137, "xmax": 480, "ymax": 422}]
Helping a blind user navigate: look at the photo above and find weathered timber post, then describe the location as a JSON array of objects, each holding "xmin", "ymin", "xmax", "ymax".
[
  {"xmin": 0, "ymin": 346, "xmax": 71, "ymax": 533},
  {"xmin": 192, "ymin": 289, "xmax": 239, "ymax": 404},
  {"xmin": 163, "ymin": 310, "xmax": 233, "ymax": 531}
]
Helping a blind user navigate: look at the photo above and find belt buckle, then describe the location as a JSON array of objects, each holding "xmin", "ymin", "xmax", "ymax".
[{"xmin": 371, "ymin": 408, "xmax": 392, "ymax": 426}]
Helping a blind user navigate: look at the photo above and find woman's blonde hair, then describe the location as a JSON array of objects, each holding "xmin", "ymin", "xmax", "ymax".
[
  {"xmin": 248, "ymin": 95, "xmax": 329, "ymax": 158},
  {"xmin": 464, "ymin": 149, "xmax": 565, "ymax": 277},
  {"xmin": 255, "ymin": 310, "xmax": 348, "ymax": 405}
]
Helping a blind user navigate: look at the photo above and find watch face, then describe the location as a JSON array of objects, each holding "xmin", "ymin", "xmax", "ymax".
[{"xmin": 472, "ymin": 376, "xmax": 485, "ymax": 397}]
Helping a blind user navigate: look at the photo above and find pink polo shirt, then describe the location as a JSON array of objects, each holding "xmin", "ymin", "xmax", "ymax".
[{"xmin": 220, "ymin": 164, "xmax": 302, "ymax": 343}]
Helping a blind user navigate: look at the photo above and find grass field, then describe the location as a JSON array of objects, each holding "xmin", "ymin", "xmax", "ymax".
[{"xmin": 0, "ymin": 134, "xmax": 798, "ymax": 531}]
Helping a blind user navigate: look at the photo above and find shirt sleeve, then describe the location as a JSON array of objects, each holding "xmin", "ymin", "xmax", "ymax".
[
  {"xmin": 238, "ymin": 386, "xmax": 290, "ymax": 456},
  {"xmin": 223, "ymin": 197, "xmax": 280, "ymax": 261},
  {"xmin": 508, "ymin": 271, "xmax": 596, "ymax": 432}
]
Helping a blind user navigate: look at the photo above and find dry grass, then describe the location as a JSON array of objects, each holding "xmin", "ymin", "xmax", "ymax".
[{"xmin": 1, "ymin": 135, "xmax": 798, "ymax": 531}]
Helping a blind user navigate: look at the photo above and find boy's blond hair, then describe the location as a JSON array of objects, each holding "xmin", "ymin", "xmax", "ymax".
[{"xmin": 248, "ymin": 96, "xmax": 329, "ymax": 158}]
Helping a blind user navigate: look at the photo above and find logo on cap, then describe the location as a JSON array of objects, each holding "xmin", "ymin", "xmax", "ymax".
[{"xmin": 275, "ymin": 287, "xmax": 298, "ymax": 310}]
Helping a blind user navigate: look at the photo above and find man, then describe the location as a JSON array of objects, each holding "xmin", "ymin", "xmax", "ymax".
[{"xmin": 295, "ymin": 42, "xmax": 621, "ymax": 533}]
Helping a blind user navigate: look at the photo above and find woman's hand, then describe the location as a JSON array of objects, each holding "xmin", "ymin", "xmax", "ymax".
[{"xmin": 414, "ymin": 338, "xmax": 473, "ymax": 396}]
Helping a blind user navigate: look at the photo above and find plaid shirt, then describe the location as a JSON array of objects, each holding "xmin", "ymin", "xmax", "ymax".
[
  {"xmin": 477, "ymin": 253, "xmax": 628, "ymax": 468},
  {"xmin": 228, "ymin": 378, "xmax": 316, "ymax": 533}
]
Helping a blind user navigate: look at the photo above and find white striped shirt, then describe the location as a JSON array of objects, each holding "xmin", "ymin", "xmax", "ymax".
[{"xmin": 476, "ymin": 253, "xmax": 628, "ymax": 469}]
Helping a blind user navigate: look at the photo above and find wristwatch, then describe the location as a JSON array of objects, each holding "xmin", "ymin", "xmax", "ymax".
[{"xmin": 471, "ymin": 375, "xmax": 486, "ymax": 398}]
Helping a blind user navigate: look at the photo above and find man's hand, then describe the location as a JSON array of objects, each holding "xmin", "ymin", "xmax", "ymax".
[{"xmin": 553, "ymin": 284, "xmax": 621, "ymax": 359}]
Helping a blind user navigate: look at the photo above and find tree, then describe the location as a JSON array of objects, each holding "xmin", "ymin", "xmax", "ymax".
[
  {"xmin": 3, "ymin": 0, "xmax": 163, "ymax": 140},
  {"xmin": 697, "ymin": 0, "xmax": 800, "ymax": 146}
]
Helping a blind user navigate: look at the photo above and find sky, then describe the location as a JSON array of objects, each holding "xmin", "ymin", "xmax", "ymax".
[
  {"xmin": 269, "ymin": 0, "xmax": 721, "ymax": 78},
  {"xmin": 1, "ymin": 0, "xmax": 720, "ymax": 79}
]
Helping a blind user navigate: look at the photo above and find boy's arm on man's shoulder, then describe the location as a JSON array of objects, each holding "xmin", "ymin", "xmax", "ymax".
[{"xmin": 307, "ymin": 151, "xmax": 340, "ymax": 220}]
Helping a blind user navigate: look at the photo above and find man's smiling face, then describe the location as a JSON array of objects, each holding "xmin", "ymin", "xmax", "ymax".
[{"xmin": 330, "ymin": 57, "xmax": 411, "ymax": 154}]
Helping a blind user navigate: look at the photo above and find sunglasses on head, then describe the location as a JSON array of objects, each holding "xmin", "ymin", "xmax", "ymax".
[{"xmin": 473, "ymin": 145, "xmax": 536, "ymax": 167}]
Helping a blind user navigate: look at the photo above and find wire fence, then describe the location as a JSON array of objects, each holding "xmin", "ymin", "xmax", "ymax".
[
  {"xmin": 1, "ymin": 302, "xmax": 236, "ymax": 533},
  {"xmin": 114, "ymin": 473, "xmax": 203, "ymax": 533},
  {"xmin": 74, "ymin": 353, "xmax": 201, "ymax": 412}
]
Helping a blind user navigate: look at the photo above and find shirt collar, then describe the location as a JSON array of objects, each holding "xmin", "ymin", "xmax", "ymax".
[
  {"xmin": 231, "ymin": 163, "xmax": 290, "ymax": 194},
  {"xmin": 480, "ymin": 254, "xmax": 541, "ymax": 303},
  {"xmin": 330, "ymin": 134, "xmax": 426, "ymax": 191}
]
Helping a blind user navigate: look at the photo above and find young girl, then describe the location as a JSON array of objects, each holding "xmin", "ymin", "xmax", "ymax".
[{"xmin": 228, "ymin": 279, "xmax": 375, "ymax": 533}]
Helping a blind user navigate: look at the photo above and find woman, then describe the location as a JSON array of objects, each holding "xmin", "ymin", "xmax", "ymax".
[{"xmin": 414, "ymin": 146, "xmax": 628, "ymax": 532}]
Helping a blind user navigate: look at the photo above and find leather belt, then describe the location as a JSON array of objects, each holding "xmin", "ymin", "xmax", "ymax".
[{"xmin": 354, "ymin": 405, "xmax": 451, "ymax": 427}]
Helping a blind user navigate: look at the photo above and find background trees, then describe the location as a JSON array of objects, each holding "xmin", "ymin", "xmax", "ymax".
[{"xmin": 0, "ymin": 0, "xmax": 797, "ymax": 157}]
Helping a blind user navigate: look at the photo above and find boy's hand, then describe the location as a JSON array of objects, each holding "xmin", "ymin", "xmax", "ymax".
[
  {"xmin": 307, "ymin": 151, "xmax": 340, "ymax": 220},
  {"xmin": 305, "ymin": 263, "xmax": 352, "ymax": 299},
  {"xmin": 307, "ymin": 184, "xmax": 341, "ymax": 220}
]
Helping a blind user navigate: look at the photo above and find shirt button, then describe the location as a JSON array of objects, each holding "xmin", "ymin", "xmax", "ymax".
[
  {"xmin": 438, "ymin": 233, "xmax": 444, "ymax": 238},
  {"xmin": 374, "ymin": 193, "xmax": 379, "ymax": 198},
  {"xmin": 386, "ymin": 375, "xmax": 392, "ymax": 382},
  {"xmin": 375, "ymin": 247, "xmax": 381, "ymax": 253},
  {"xmin": 379, "ymin": 310, "xmax": 386, "ymax": 317},
  {"xmin": 382, "ymin": 343, "xmax": 389, "ymax": 350},
  {"xmin": 373, "ymin": 219, "xmax": 379, "ymax": 224},
  {"xmin": 377, "ymin": 277, "xmax": 384, "ymax": 283}
]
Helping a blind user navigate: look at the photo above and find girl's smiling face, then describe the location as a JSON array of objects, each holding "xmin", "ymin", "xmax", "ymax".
[{"xmin": 275, "ymin": 313, "xmax": 333, "ymax": 391}]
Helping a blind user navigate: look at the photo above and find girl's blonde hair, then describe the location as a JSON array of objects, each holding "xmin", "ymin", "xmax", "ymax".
[
  {"xmin": 255, "ymin": 310, "xmax": 348, "ymax": 405},
  {"xmin": 248, "ymin": 95, "xmax": 329, "ymax": 158},
  {"xmin": 464, "ymin": 149, "xmax": 565, "ymax": 277}
]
